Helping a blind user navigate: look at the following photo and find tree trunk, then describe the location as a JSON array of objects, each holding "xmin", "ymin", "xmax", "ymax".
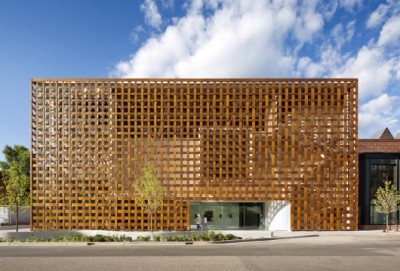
[
  {"xmin": 150, "ymin": 212, "xmax": 153, "ymax": 232},
  {"xmin": 386, "ymin": 212, "xmax": 389, "ymax": 232},
  {"xmin": 16, "ymin": 204, "xmax": 19, "ymax": 232}
]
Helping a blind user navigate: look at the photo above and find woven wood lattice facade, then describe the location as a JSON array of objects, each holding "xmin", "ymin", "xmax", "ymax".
[{"xmin": 31, "ymin": 78, "xmax": 358, "ymax": 231}]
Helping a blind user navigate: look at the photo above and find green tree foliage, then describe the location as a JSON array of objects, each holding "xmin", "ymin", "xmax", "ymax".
[
  {"xmin": 134, "ymin": 163, "xmax": 164, "ymax": 232},
  {"xmin": 371, "ymin": 180, "xmax": 400, "ymax": 232},
  {"xmin": 0, "ymin": 145, "xmax": 30, "ymax": 232}
]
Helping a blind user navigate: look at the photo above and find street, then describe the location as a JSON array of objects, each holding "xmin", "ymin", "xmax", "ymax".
[{"xmin": 1, "ymin": 234, "xmax": 400, "ymax": 270}]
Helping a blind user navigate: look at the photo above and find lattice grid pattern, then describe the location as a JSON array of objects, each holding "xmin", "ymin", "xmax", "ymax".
[{"xmin": 31, "ymin": 78, "xmax": 358, "ymax": 231}]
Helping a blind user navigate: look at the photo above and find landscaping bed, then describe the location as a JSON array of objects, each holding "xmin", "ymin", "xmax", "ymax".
[{"xmin": 0, "ymin": 231, "xmax": 242, "ymax": 243}]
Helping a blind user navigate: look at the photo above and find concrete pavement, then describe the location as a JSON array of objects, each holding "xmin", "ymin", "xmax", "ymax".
[{"xmin": 1, "ymin": 233, "xmax": 400, "ymax": 270}]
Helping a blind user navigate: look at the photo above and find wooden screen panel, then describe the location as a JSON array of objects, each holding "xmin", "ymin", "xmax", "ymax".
[{"xmin": 31, "ymin": 78, "xmax": 358, "ymax": 231}]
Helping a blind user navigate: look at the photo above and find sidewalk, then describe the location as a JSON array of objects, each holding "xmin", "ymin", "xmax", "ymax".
[{"xmin": 2, "ymin": 227, "xmax": 398, "ymax": 244}]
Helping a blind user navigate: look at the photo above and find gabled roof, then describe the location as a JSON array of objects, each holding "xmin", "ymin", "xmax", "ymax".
[{"xmin": 371, "ymin": 127, "xmax": 394, "ymax": 139}]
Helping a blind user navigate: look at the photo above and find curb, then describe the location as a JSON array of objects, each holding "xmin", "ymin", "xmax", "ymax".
[{"xmin": 211, "ymin": 234, "xmax": 319, "ymax": 244}]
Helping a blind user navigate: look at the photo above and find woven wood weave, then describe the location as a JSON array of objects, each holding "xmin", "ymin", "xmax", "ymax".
[{"xmin": 31, "ymin": 78, "xmax": 358, "ymax": 231}]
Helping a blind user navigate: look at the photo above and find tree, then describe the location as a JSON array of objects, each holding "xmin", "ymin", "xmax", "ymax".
[
  {"xmin": 134, "ymin": 163, "xmax": 164, "ymax": 232},
  {"xmin": 0, "ymin": 145, "xmax": 30, "ymax": 232},
  {"xmin": 371, "ymin": 180, "xmax": 400, "ymax": 232}
]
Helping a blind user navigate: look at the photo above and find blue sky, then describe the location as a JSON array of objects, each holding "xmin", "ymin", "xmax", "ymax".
[{"xmin": 1, "ymin": 0, "xmax": 400, "ymax": 160}]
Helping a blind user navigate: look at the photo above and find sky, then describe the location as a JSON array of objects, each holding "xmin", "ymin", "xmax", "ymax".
[{"xmin": 0, "ymin": 0, "xmax": 400, "ymax": 160}]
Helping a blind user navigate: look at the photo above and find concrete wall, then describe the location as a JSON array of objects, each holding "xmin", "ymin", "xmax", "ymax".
[{"xmin": 264, "ymin": 201, "xmax": 290, "ymax": 231}]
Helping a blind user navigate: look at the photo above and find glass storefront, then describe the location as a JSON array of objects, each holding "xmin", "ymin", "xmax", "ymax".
[
  {"xmin": 369, "ymin": 164, "xmax": 397, "ymax": 224},
  {"xmin": 190, "ymin": 202, "xmax": 264, "ymax": 230},
  {"xmin": 359, "ymin": 153, "xmax": 400, "ymax": 226}
]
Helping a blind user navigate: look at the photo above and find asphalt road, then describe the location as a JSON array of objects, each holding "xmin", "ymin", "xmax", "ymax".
[{"xmin": 1, "ymin": 234, "xmax": 400, "ymax": 271}]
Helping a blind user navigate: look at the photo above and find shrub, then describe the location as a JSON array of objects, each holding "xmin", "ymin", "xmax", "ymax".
[
  {"xmin": 207, "ymin": 231, "xmax": 216, "ymax": 241},
  {"xmin": 168, "ymin": 234, "xmax": 187, "ymax": 242},
  {"xmin": 168, "ymin": 235, "xmax": 188, "ymax": 241},
  {"xmin": 218, "ymin": 233, "xmax": 226, "ymax": 241},
  {"xmin": 198, "ymin": 232, "xmax": 210, "ymax": 241},
  {"xmin": 67, "ymin": 234, "xmax": 88, "ymax": 242},
  {"xmin": 160, "ymin": 235, "xmax": 168, "ymax": 242},
  {"xmin": 119, "ymin": 235, "xmax": 133, "ymax": 242},
  {"xmin": 137, "ymin": 235, "xmax": 151, "ymax": 242},
  {"xmin": 90, "ymin": 234, "xmax": 107, "ymax": 242}
]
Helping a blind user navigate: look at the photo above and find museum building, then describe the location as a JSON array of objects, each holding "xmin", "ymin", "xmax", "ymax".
[{"xmin": 30, "ymin": 78, "xmax": 358, "ymax": 231}]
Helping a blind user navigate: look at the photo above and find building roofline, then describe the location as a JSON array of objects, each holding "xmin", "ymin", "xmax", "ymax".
[{"xmin": 31, "ymin": 78, "xmax": 358, "ymax": 82}]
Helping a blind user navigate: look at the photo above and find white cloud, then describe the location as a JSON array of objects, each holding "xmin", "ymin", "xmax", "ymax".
[
  {"xmin": 359, "ymin": 94, "xmax": 400, "ymax": 138},
  {"xmin": 140, "ymin": 0, "xmax": 162, "ymax": 29},
  {"xmin": 377, "ymin": 16, "xmax": 400, "ymax": 46},
  {"xmin": 319, "ymin": 0, "xmax": 338, "ymax": 20},
  {"xmin": 346, "ymin": 20, "xmax": 355, "ymax": 40},
  {"xmin": 366, "ymin": 4, "xmax": 389, "ymax": 28},
  {"xmin": 297, "ymin": 57, "xmax": 324, "ymax": 77},
  {"xmin": 330, "ymin": 23, "xmax": 342, "ymax": 48},
  {"xmin": 130, "ymin": 25, "xmax": 145, "ymax": 44},
  {"xmin": 294, "ymin": 3, "xmax": 399, "ymax": 101},
  {"xmin": 340, "ymin": 0, "xmax": 362, "ymax": 11},
  {"xmin": 361, "ymin": 93, "xmax": 396, "ymax": 115},
  {"xmin": 294, "ymin": 1, "xmax": 324, "ymax": 44},
  {"xmin": 296, "ymin": 40, "xmax": 397, "ymax": 100},
  {"xmin": 114, "ymin": 0, "xmax": 323, "ymax": 78},
  {"xmin": 334, "ymin": 45, "xmax": 393, "ymax": 98},
  {"xmin": 162, "ymin": 0, "xmax": 174, "ymax": 9},
  {"xmin": 330, "ymin": 20, "xmax": 355, "ymax": 49},
  {"xmin": 395, "ymin": 60, "xmax": 400, "ymax": 79}
]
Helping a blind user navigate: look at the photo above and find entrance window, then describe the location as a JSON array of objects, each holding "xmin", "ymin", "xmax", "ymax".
[{"xmin": 190, "ymin": 202, "xmax": 264, "ymax": 230}]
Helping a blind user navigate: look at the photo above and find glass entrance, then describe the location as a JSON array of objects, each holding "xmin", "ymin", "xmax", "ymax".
[
  {"xmin": 239, "ymin": 203, "xmax": 263, "ymax": 229},
  {"xmin": 190, "ymin": 202, "xmax": 264, "ymax": 230}
]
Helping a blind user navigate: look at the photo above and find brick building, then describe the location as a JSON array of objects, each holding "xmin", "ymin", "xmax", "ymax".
[{"xmin": 359, "ymin": 128, "xmax": 400, "ymax": 228}]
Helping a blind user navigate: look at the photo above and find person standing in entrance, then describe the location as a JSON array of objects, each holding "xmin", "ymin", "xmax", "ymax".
[
  {"xmin": 195, "ymin": 214, "xmax": 202, "ymax": 230},
  {"xmin": 203, "ymin": 215, "xmax": 208, "ymax": 231}
]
